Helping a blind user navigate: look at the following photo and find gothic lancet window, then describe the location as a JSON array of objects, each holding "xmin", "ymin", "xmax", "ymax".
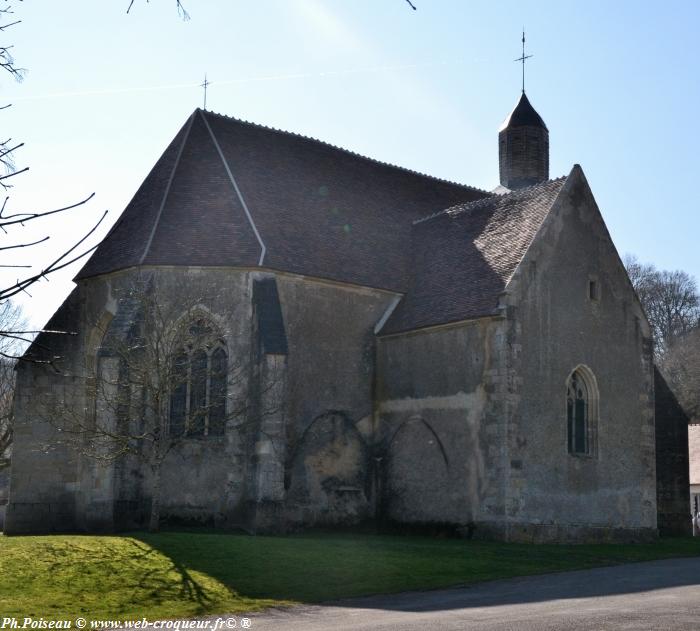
[
  {"xmin": 566, "ymin": 367, "xmax": 598, "ymax": 456},
  {"xmin": 169, "ymin": 318, "xmax": 228, "ymax": 438}
]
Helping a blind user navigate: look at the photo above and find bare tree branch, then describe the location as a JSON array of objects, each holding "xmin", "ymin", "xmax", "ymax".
[
  {"xmin": 0, "ymin": 192, "xmax": 95, "ymax": 228},
  {"xmin": 0, "ymin": 301, "xmax": 27, "ymax": 469},
  {"xmin": 126, "ymin": 0, "xmax": 190, "ymax": 21},
  {"xmin": 0, "ymin": 1, "xmax": 190, "ymax": 370},
  {"xmin": 0, "ymin": 208, "xmax": 107, "ymax": 303},
  {"xmin": 625, "ymin": 253, "xmax": 700, "ymax": 421},
  {"xmin": 0, "ymin": 4, "xmax": 105, "ymax": 354},
  {"xmin": 0, "ymin": 235, "xmax": 48, "ymax": 251},
  {"xmin": 624, "ymin": 254, "xmax": 700, "ymax": 357}
]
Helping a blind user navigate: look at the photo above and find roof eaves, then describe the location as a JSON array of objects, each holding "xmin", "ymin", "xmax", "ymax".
[{"xmin": 378, "ymin": 309, "xmax": 504, "ymax": 337}]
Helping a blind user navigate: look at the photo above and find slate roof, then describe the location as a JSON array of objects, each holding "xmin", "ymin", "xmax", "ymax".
[
  {"xmin": 77, "ymin": 109, "xmax": 488, "ymax": 293},
  {"xmin": 75, "ymin": 109, "xmax": 571, "ymax": 336},
  {"xmin": 380, "ymin": 176, "xmax": 567, "ymax": 335},
  {"xmin": 23, "ymin": 287, "xmax": 82, "ymax": 363},
  {"xmin": 498, "ymin": 93, "xmax": 548, "ymax": 132}
]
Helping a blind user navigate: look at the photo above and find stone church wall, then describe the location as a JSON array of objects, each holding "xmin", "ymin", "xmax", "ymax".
[
  {"xmin": 4, "ymin": 176, "xmax": 669, "ymax": 542},
  {"xmin": 8, "ymin": 364, "xmax": 84, "ymax": 532},
  {"xmin": 274, "ymin": 274, "xmax": 397, "ymax": 529},
  {"xmin": 503, "ymin": 167, "xmax": 657, "ymax": 543},
  {"xmin": 145, "ymin": 269, "xmax": 256, "ymax": 528},
  {"xmin": 6, "ymin": 287, "xmax": 88, "ymax": 533},
  {"xmin": 6, "ymin": 266, "xmax": 397, "ymax": 534},
  {"xmin": 375, "ymin": 318, "xmax": 509, "ymax": 535}
]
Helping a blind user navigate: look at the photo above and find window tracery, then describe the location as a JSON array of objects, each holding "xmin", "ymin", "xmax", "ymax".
[{"xmin": 169, "ymin": 318, "xmax": 227, "ymax": 438}]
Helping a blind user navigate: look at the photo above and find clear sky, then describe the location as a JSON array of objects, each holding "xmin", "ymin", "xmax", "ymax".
[{"xmin": 2, "ymin": 0, "xmax": 698, "ymax": 329}]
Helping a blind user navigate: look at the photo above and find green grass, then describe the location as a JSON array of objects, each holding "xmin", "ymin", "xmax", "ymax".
[{"xmin": 2, "ymin": 531, "xmax": 700, "ymax": 620}]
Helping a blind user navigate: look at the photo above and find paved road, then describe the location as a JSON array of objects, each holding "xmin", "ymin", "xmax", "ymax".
[{"xmin": 245, "ymin": 557, "xmax": 700, "ymax": 630}]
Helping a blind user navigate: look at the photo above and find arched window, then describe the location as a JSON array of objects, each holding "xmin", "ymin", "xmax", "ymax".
[
  {"xmin": 566, "ymin": 367, "xmax": 598, "ymax": 456},
  {"xmin": 169, "ymin": 318, "xmax": 228, "ymax": 438}
]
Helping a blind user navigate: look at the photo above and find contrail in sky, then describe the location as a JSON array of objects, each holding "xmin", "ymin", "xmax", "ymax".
[{"xmin": 9, "ymin": 58, "xmax": 470, "ymax": 102}]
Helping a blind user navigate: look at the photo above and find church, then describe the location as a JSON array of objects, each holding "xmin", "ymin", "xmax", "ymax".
[{"xmin": 5, "ymin": 87, "xmax": 690, "ymax": 541}]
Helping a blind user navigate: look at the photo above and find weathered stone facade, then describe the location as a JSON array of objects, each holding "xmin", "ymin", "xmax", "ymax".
[
  {"xmin": 6, "ymin": 268, "xmax": 396, "ymax": 533},
  {"xmin": 500, "ymin": 168, "xmax": 659, "ymax": 542},
  {"xmin": 374, "ymin": 168, "xmax": 664, "ymax": 542},
  {"xmin": 4, "ymin": 99, "xmax": 689, "ymax": 542}
]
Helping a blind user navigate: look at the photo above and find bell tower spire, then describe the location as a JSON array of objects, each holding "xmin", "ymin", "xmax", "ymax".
[
  {"xmin": 498, "ymin": 32, "xmax": 549, "ymax": 190},
  {"xmin": 515, "ymin": 30, "xmax": 532, "ymax": 94}
]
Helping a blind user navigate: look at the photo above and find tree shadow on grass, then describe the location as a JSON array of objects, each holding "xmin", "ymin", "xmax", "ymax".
[
  {"xmin": 26, "ymin": 536, "xmax": 225, "ymax": 617},
  {"xmin": 126, "ymin": 533, "xmax": 283, "ymax": 614},
  {"xmin": 131, "ymin": 529, "xmax": 318, "ymax": 604}
]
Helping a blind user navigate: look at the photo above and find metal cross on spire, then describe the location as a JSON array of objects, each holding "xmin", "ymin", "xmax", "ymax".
[
  {"xmin": 200, "ymin": 74, "xmax": 211, "ymax": 110},
  {"xmin": 514, "ymin": 30, "xmax": 532, "ymax": 94}
]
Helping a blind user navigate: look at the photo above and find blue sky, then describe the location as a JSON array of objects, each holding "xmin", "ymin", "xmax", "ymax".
[{"xmin": 2, "ymin": 0, "xmax": 698, "ymax": 327}]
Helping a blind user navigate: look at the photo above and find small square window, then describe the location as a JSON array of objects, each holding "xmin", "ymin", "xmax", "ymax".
[{"xmin": 588, "ymin": 279, "xmax": 599, "ymax": 301}]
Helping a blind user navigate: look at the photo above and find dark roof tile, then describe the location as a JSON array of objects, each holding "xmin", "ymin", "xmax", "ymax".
[
  {"xmin": 75, "ymin": 109, "xmax": 569, "ymax": 336},
  {"xmin": 77, "ymin": 110, "xmax": 488, "ymax": 292},
  {"xmin": 380, "ymin": 177, "xmax": 567, "ymax": 334},
  {"xmin": 498, "ymin": 93, "xmax": 548, "ymax": 132}
]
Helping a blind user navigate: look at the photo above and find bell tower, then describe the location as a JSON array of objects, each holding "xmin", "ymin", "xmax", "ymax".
[{"xmin": 498, "ymin": 32, "xmax": 549, "ymax": 190}]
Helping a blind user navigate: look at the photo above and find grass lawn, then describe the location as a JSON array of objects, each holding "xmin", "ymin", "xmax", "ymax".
[{"xmin": 1, "ymin": 531, "xmax": 700, "ymax": 620}]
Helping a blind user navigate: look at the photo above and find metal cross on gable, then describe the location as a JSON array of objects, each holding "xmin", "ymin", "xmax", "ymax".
[
  {"xmin": 515, "ymin": 30, "xmax": 532, "ymax": 94},
  {"xmin": 200, "ymin": 74, "xmax": 211, "ymax": 110}
]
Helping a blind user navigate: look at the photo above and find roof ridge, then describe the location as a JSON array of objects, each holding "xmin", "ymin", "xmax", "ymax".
[
  {"xmin": 139, "ymin": 111, "xmax": 197, "ymax": 265},
  {"xmin": 200, "ymin": 108, "xmax": 491, "ymax": 195},
  {"xmin": 412, "ymin": 175, "xmax": 568, "ymax": 226},
  {"xmin": 199, "ymin": 110, "xmax": 267, "ymax": 265}
]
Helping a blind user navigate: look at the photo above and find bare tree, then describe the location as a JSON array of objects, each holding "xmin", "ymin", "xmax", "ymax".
[
  {"xmin": 0, "ymin": 357, "xmax": 14, "ymax": 470},
  {"xmin": 126, "ymin": 0, "xmax": 190, "ymax": 20},
  {"xmin": 44, "ymin": 275, "xmax": 278, "ymax": 531},
  {"xmin": 0, "ymin": 1, "xmax": 190, "ymax": 359},
  {"xmin": 0, "ymin": 2, "xmax": 106, "ymax": 358},
  {"xmin": 624, "ymin": 254, "xmax": 700, "ymax": 357},
  {"xmin": 0, "ymin": 300, "xmax": 26, "ymax": 469},
  {"xmin": 625, "ymin": 254, "xmax": 700, "ymax": 422},
  {"xmin": 0, "ymin": 1, "xmax": 26, "ymax": 174}
]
